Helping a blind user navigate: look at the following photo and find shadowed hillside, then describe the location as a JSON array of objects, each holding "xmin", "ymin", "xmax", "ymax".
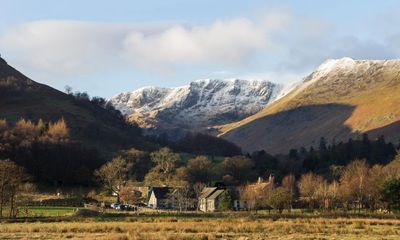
[
  {"xmin": 221, "ymin": 104, "xmax": 358, "ymax": 154},
  {"xmin": 219, "ymin": 58, "xmax": 400, "ymax": 153},
  {"xmin": 0, "ymin": 57, "xmax": 145, "ymax": 155}
]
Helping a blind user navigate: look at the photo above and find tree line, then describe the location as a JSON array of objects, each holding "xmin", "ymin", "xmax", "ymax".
[
  {"xmin": 0, "ymin": 118, "xmax": 101, "ymax": 184},
  {"xmin": 239, "ymin": 157, "xmax": 400, "ymax": 213},
  {"xmin": 95, "ymin": 145, "xmax": 400, "ymax": 213}
]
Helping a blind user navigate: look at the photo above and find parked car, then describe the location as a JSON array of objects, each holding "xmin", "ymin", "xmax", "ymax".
[
  {"xmin": 110, "ymin": 202, "xmax": 121, "ymax": 209},
  {"xmin": 119, "ymin": 204, "xmax": 132, "ymax": 211}
]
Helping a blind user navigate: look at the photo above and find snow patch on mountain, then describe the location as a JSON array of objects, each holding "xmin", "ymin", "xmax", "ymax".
[{"xmin": 109, "ymin": 79, "xmax": 284, "ymax": 131}]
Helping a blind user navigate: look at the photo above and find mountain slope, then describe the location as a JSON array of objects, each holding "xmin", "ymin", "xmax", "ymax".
[
  {"xmin": 219, "ymin": 58, "xmax": 400, "ymax": 154},
  {"xmin": 0, "ymin": 57, "xmax": 143, "ymax": 154},
  {"xmin": 109, "ymin": 79, "xmax": 283, "ymax": 137}
]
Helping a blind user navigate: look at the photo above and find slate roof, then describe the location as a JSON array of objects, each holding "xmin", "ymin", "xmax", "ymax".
[
  {"xmin": 207, "ymin": 189, "xmax": 225, "ymax": 200},
  {"xmin": 199, "ymin": 187, "xmax": 217, "ymax": 199}
]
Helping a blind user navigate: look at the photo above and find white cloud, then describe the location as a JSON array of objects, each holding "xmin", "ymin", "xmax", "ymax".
[
  {"xmin": 0, "ymin": 21, "xmax": 175, "ymax": 75},
  {"xmin": 0, "ymin": 10, "xmax": 291, "ymax": 75},
  {"xmin": 122, "ymin": 18, "xmax": 268, "ymax": 69},
  {"xmin": 2, "ymin": 6, "xmax": 398, "ymax": 89}
]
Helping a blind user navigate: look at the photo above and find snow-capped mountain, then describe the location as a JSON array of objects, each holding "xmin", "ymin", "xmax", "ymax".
[
  {"xmin": 219, "ymin": 58, "xmax": 400, "ymax": 154},
  {"xmin": 109, "ymin": 79, "xmax": 283, "ymax": 136}
]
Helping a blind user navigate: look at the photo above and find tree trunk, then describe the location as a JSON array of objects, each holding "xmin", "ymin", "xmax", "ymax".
[
  {"xmin": 0, "ymin": 185, "xmax": 4, "ymax": 218},
  {"xmin": 9, "ymin": 193, "xmax": 14, "ymax": 219}
]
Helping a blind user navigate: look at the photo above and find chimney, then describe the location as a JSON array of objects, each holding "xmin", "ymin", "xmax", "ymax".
[
  {"xmin": 257, "ymin": 176, "xmax": 263, "ymax": 183},
  {"xmin": 268, "ymin": 174, "xmax": 275, "ymax": 184}
]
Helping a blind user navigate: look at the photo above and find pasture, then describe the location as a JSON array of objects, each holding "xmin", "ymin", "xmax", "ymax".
[{"xmin": 1, "ymin": 210, "xmax": 399, "ymax": 240}]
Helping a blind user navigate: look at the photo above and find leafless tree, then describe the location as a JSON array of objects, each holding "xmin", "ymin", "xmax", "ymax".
[
  {"xmin": 298, "ymin": 172, "xmax": 324, "ymax": 210},
  {"xmin": 339, "ymin": 159, "xmax": 369, "ymax": 212},
  {"xmin": 0, "ymin": 159, "xmax": 29, "ymax": 218},
  {"xmin": 95, "ymin": 157, "xmax": 133, "ymax": 202}
]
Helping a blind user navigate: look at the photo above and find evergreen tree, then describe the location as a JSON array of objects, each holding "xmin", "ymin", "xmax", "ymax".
[
  {"xmin": 382, "ymin": 177, "xmax": 400, "ymax": 212},
  {"xmin": 319, "ymin": 137, "xmax": 327, "ymax": 152},
  {"xmin": 219, "ymin": 190, "xmax": 233, "ymax": 211}
]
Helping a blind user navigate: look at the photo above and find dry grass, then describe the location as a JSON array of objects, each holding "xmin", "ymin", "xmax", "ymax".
[{"xmin": 0, "ymin": 216, "xmax": 399, "ymax": 240}]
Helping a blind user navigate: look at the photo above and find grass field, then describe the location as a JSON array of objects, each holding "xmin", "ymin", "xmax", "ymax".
[
  {"xmin": 1, "ymin": 210, "xmax": 400, "ymax": 240},
  {"xmin": 16, "ymin": 207, "xmax": 78, "ymax": 218}
]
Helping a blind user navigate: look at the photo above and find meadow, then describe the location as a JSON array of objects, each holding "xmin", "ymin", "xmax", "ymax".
[{"xmin": 1, "ymin": 210, "xmax": 400, "ymax": 240}]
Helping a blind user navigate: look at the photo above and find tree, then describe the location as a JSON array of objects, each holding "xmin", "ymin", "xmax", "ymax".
[
  {"xmin": 150, "ymin": 148, "xmax": 180, "ymax": 175},
  {"xmin": 239, "ymin": 179, "xmax": 272, "ymax": 211},
  {"xmin": 266, "ymin": 187, "xmax": 291, "ymax": 213},
  {"xmin": 282, "ymin": 174, "xmax": 296, "ymax": 210},
  {"xmin": 64, "ymin": 85, "xmax": 73, "ymax": 95},
  {"xmin": 326, "ymin": 181, "xmax": 340, "ymax": 211},
  {"xmin": 185, "ymin": 156, "xmax": 213, "ymax": 183},
  {"xmin": 219, "ymin": 190, "xmax": 233, "ymax": 211},
  {"xmin": 381, "ymin": 177, "xmax": 400, "ymax": 212},
  {"xmin": 298, "ymin": 172, "xmax": 324, "ymax": 209},
  {"xmin": 366, "ymin": 165, "xmax": 388, "ymax": 211},
  {"xmin": 250, "ymin": 150, "xmax": 279, "ymax": 177},
  {"xmin": 314, "ymin": 178, "xmax": 330, "ymax": 210},
  {"xmin": 117, "ymin": 148, "xmax": 151, "ymax": 181},
  {"xmin": 144, "ymin": 148, "xmax": 181, "ymax": 186},
  {"xmin": 0, "ymin": 160, "xmax": 29, "ymax": 218},
  {"xmin": 384, "ymin": 153, "xmax": 400, "ymax": 178},
  {"xmin": 193, "ymin": 182, "xmax": 206, "ymax": 210},
  {"xmin": 174, "ymin": 132, "xmax": 242, "ymax": 157},
  {"xmin": 339, "ymin": 160, "xmax": 369, "ymax": 212},
  {"xmin": 95, "ymin": 157, "xmax": 133, "ymax": 202},
  {"xmin": 319, "ymin": 137, "xmax": 327, "ymax": 152},
  {"xmin": 119, "ymin": 181, "xmax": 142, "ymax": 204},
  {"xmin": 173, "ymin": 184, "xmax": 193, "ymax": 211},
  {"xmin": 220, "ymin": 156, "xmax": 255, "ymax": 183},
  {"xmin": 0, "ymin": 119, "xmax": 7, "ymax": 132},
  {"xmin": 47, "ymin": 118, "xmax": 69, "ymax": 143}
]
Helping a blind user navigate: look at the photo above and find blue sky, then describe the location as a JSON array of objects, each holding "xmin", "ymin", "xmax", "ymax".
[{"xmin": 1, "ymin": 0, "xmax": 400, "ymax": 97}]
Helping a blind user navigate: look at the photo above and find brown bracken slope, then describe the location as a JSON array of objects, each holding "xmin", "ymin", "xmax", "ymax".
[
  {"xmin": 218, "ymin": 58, "xmax": 400, "ymax": 154},
  {"xmin": 0, "ymin": 57, "xmax": 144, "ymax": 155}
]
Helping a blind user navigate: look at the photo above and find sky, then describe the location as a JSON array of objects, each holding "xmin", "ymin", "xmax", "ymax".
[{"xmin": 1, "ymin": 0, "xmax": 400, "ymax": 98}]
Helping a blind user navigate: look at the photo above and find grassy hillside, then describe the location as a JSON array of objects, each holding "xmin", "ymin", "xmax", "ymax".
[
  {"xmin": 0, "ymin": 57, "xmax": 145, "ymax": 156},
  {"xmin": 219, "ymin": 59, "xmax": 400, "ymax": 154}
]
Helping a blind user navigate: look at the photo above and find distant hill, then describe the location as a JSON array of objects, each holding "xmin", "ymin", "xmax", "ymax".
[
  {"xmin": 218, "ymin": 58, "xmax": 400, "ymax": 154},
  {"xmin": 109, "ymin": 79, "xmax": 283, "ymax": 139},
  {"xmin": 0, "ymin": 57, "xmax": 145, "ymax": 155}
]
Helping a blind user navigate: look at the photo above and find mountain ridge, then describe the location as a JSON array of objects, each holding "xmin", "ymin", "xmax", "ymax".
[
  {"xmin": 218, "ymin": 57, "xmax": 400, "ymax": 153},
  {"xmin": 109, "ymin": 78, "xmax": 284, "ymax": 138}
]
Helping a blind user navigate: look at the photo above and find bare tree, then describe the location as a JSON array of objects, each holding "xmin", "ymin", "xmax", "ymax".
[
  {"xmin": 239, "ymin": 181, "xmax": 271, "ymax": 211},
  {"xmin": 193, "ymin": 182, "xmax": 206, "ymax": 210},
  {"xmin": 173, "ymin": 184, "xmax": 193, "ymax": 211},
  {"xmin": 282, "ymin": 174, "xmax": 296, "ymax": 211},
  {"xmin": 366, "ymin": 164, "xmax": 387, "ymax": 211},
  {"xmin": 95, "ymin": 157, "xmax": 133, "ymax": 202},
  {"xmin": 298, "ymin": 172, "xmax": 324, "ymax": 210},
  {"xmin": 339, "ymin": 159, "xmax": 369, "ymax": 212},
  {"xmin": 64, "ymin": 85, "xmax": 73, "ymax": 95},
  {"xmin": 0, "ymin": 159, "xmax": 29, "ymax": 218}
]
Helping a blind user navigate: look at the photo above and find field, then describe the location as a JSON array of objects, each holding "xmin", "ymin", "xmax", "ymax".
[
  {"xmin": 15, "ymin": 207, "xmax": 78, "ymax": 218},
  {"xmin": 1, "ymin": 210, "xmax": 400, "ymax": 240}
]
